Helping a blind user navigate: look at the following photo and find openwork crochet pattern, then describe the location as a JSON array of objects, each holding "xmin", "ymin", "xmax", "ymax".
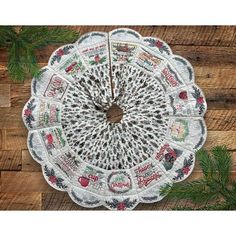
[{"xmin": 22, "ymin": 28, "xmax": 207, "ymax": 210}]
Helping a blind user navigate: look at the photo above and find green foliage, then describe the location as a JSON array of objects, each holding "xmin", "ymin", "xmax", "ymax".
[
  {"xmin": 160, "ymin": 146, "xmax": 236, "ymax": 210},
  {"xmin": 0, "ymin": 26, "xmax": 80, "ymax": 81}
]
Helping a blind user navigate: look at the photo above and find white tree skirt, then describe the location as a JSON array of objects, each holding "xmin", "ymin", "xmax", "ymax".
[{"xmin": 22, "ymin": 28, "xmax": 207, "ymax": 210}]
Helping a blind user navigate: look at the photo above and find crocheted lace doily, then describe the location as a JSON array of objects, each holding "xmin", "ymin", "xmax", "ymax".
[{"xmin": 22, "ymin": 28, "xmax": 207, "ymax": 210}]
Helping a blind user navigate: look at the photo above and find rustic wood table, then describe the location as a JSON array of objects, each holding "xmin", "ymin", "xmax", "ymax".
[{"xmin": 0, "ymin": 26, "xmax": 235, "ymax": 210}]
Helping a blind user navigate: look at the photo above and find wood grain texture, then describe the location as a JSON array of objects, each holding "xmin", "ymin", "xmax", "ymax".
[
  {"xmin": 22, "ymin": 150, "xmax": 41, "ymax": 172},
  {"xmin": 10, "ymin": 84, "xmax": 31, "ymax": 108},
  {"xmin": 0, "ymin": 84, "xmax": 10, "ymax": 107},
  {"xmin": 0, "ymin": 192, "xmax": 41, "ymax": 210},
  {"xmin": 204, "ymin": 131, "xmax": 236, "ymax": 150},
  {"xmin": 195, "ymin": 66, "xmax": 236, "ymax": 89},
  {"xmin": 0, "ymin": 150, "xmax": 22, "ymax": 170},
  {"xmin": 0, "ymin": 26, "xmax": 235, "ymax": 210},
  {"xmin": 2, "ymin": 128, "xmax": 27, "ymax": 150},
  {"xmin": 205, "ymin": 110, "xmax": 236, "ymax": 131},
  {"xmin": 0, "ymin": 171, "xmax": 55, "ymax": 193},
  {"xmin": 0, "ymin": 108, "xmax": 25, "ymax": 129},
  {"xmin": 204, "ymin": 88, "xmax": 236, "ymax": 109}
]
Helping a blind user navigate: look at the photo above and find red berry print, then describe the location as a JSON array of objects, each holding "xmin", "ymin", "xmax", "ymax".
[
  {"xmin": 182, "ymin": 166, "xmax": 190, "ymax": 175},
  {"xmin": 155, "ymin": 40, "xmax": 163, "ymax": 48},
  {"xmin": 56, "ymin": 49, "xmax": 64, "ymax": 57},
  {"xmin": 117, "ymin": 202, "xmax": 126, "ymax": 210},
  {"xmin": 24, "ymin": 108, "xmax": 32, "ymax": 116},
  {"xmin": 197, "ymin": 97, "xmax": 204, "ymax": 104},
  {"xmin": 49, "ymin": 175, "xmax": 57, "ymax": 184}
]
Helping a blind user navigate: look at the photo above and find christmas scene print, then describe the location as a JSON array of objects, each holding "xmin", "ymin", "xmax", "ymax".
[
  {"xmin": 134, "ymin": 162, "xmax": 162, "ymax": 189},
  {"xmin": 23, "ymin": 98, "xmax": 36, "ymax": 128},
  {"xmin": 135, "ymin": 48, "xmax": 162, "ymax": 73},
  {"xmin": 78, "ymin": 166, "xmax": 105, "ymax": 191},
  {"xmin": 168, "ymin": 90, "xmax": 192, "ymax": 116},
  {"xmin": 38, "ymin": 102, "xmax": 60, "ymax": 127},
  {"xmin": 59, "ymin": 53, "xmax": 86, "ymax": 79},
  {"xmin": 44, "ymin": 75, "xmax": 69, "ymax": 100},
  {"xmin": 44, "ymin": 165, "xmax": 67, "ymax": 189},
  {"xmin": 89, "ymin": 55, "xmax": 106, "ymax": 65},
  {"xmin": 105, "ymin": 198, "xmax": 137, "ymax": 210},
  {"xmin": 144, "ymin": 38, "xmax": 171, "ymax": 55},
  {"xmin": 173, "ymin": 154, "xmax": 194, "ymax": 181},
  {"xmin": 108, "ymin": 171, "xmax": 132, "ymax": 194},
  {"xmin": 155, "ymin": 143, "xmax": 183, "ymax": 171},
  {"xmin": 80, "ymin": 43, "xmax": 107, "ymax": 66},
  {"xmin": 170, "ymin": 119, "xmax": 189, "ymax": 142},
  {"xmin": 54, "ymin": 152, "xmax": 81, "ymax": 178},
  {"xmin": 50, "ymin": 45, "xmax": 74, "ymax": 66},
  {"xmin": 111, "ymin": 42, "xmax": 137, "ymax": 63},
  {"xmin": 191, "ymin": 86, "xmax": 206, "ymax": 115},
  {"xmin": 40, "ymin": 128, "xmax": 66, "ymax": 155}
]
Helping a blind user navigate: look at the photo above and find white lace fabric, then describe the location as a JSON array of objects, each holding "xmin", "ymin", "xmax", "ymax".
[{"xmin": 22, "ymin": 28, "xmax": 207, "ymax": 210}]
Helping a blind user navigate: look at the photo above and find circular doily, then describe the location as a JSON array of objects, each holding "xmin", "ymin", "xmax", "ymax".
[{"xmin": 22, "ymin": 28, "xmax": 207, "ymax": 210}]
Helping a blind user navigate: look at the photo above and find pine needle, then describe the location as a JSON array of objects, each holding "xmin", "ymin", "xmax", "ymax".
[
  {"xmin": 211, "ymin": 145, "xmax": 232, "ymax": 185},
  {"xmin": 197, "ymin": 148, "xmax": 215, "ymax": 181},
  {"xmin": 7, "ymin": 41, "xmax": 25, "ymax": 81},
  {"xmin": 0, "ymin": 26, "xmax": 80, "ymax": 81},
  {"xmin": 0, "ymin": 26, "xmax": 16, "ymax": 47},
  {"xmin": 161, "ymin": 146, "xmax": 236, "ymax": 210}
]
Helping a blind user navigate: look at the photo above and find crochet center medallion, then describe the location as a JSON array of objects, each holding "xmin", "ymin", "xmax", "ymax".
[{"xmin": 22, "ymin": 28, "xmax": 207, "ymax": 210}]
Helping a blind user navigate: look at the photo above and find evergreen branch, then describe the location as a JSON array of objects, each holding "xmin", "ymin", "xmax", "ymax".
[
  {"xmin": 0, "ymin": 26, "xmax": 17, "ymax": 47},
  {"xmin": 197, "ymin": 148, "xmax": 216, "ymax": 181},
  {"xmin": 162, "ymin": 179, "xmax": 220, "ymax": 204},
  {"xmin": 164, "ymin": 146, "xmax": 236, "ymax": 210},
  {"xmin": 0, "ymin": 26, "xmax": 80, "ymax": 81},
  {"xmin": 7, "ymin": 41, "xmax": 25, "ymax": 81},
  {"xmin": 22, "ymin": 43, "xmax": 39, "ymax": 76},
  {"xmin": 211, "ymin": 145, "xmax": 232, "ymax": 185},
  {"xmin": 20, "ymin": 26, "xmax": 80, "ymax": 49}
]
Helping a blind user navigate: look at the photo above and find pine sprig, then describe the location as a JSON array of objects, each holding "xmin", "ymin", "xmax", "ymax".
[
  {"xmin": 0, "ymin": 26, "xmax": 17, "ymax": 47},
  {"xmin": 0, "ymin": 26, "xmax": 80, "ymax": 81},
  {"xmin": 160, "ymin": 146, "xmax": 236, "ymax": 210}
]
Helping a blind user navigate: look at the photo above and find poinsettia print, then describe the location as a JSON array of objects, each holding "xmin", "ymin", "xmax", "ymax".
[
  {"xmin": 89, "ymin": 55, "xmax": 106, "ymax": 65},
  {"xmin": 105, "ymin": 198, "xmax": 137, "ymax": 210},
  {"xmin": 50, "ymin": 45, "xmax": 74, "ymax": 65},
  {"xmin": 191, "ymin": 86, "xmax": 205, "ymax": 115},
  {"xmin": 170, "ymin": 119, "xmax": 189, "ymax": 142},
  {"xmin": 24, "ymin": 98, "xmax": 36, "ymax": 128},
  {"xmin": 163, "ymin": 148, "xmax": 183, "ymax": 171},
  {"xmin": 173, "ymin": 154, "xmax": 194, "ymax": 181},
  {"xmin": 44, "ymin": 165, "xmax": 67, "ymax": 189},
  {"xmin": 40, "ymin": 130, "xmax": 55, "ymax": 154},
  {"xmin": 46, "ymin": 133, "xmax": 54, "ymax": 145}
]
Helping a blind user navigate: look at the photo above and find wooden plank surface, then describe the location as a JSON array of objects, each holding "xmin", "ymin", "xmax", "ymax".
[
  {"xmin": 0, "ymin": 25, "xmax": 235, "ymax": 210},
  {"xmin": 0, "ymin": 84, "xmax": 10, "ymax": 107},
  {"xmin": 0, "ymin": 150, "xmax": 22, "ymax": 170},
  {"xmin": 0, "ymin": 192, "xmax": 41, "ymax": 210}
]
